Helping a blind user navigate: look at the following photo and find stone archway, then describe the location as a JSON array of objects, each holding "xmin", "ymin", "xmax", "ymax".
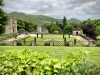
[{"xmin": 76, "ymin": 32, "xmax": 78, "ymax": 35}]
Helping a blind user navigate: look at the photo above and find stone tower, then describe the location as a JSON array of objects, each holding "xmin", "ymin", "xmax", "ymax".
[{"xmin": 5, "ymin": 17, "xmax": 17, "ymax": 34}]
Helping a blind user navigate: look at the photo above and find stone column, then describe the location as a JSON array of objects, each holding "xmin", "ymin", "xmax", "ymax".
[
  {"xmin": 89, "ymin": 40, "xmax": 93, "ymax": 47},
  {"xmin": 50, "ymin": 40, "xmax": 53, "ymax": 46},
  {"xmin": 13, "ymin": 39, "xmax": 17, "ymax": 46},
  {"xmin": 31, "ymin": 40, "xmax": 35, "ymax": 46},
  {"xmin": 69, "ymin": 41, "xmax": 73, "ymax": 46}
]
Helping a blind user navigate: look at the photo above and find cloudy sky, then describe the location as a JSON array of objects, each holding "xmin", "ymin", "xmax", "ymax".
[{"xmin": 2, "ymin": 0, "xmax": 100, "ymax": 20}]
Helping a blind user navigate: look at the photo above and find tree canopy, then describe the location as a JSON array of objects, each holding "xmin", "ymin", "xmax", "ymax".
[
  {"xmin": 0, "ymin": 0, "xmax": 8, "ymax": 35},
  {"xmin": 0, "ymin": 0, "xmax": 4, "ymax": 6},
  {"xmin": 64, "ymin": 25, "xmax": 73, "ymax": 38},
  {"xmin": 63, "ymin": 16, "xmax": 67, "ymax": 28},
  {"xmin": 81, "ymin": 24, "xmax": 97, "ymax": 40}
]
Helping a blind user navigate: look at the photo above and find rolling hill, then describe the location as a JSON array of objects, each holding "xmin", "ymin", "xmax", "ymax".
[
  {"xmin": 8, "ymin": 12, "xmax": 58, "ymax": 25},
  {"xmin": 67, "ymin": 18, "xmax": 82, "ymax": 24},
  {"xmin": 8, "ymin": 12, "xmax": 82, "ymax": 25}
]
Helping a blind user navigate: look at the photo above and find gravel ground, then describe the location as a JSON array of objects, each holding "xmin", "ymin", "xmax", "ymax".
[{"xmin": 7, "ymin": 34, "xmax": 41, "ymax": 41}]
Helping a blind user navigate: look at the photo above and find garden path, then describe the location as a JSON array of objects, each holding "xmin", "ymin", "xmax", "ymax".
[
  {"xmin": 6, "ymin": 34, "xmax": 41, "ymax": 41},
  {"xmin": 72, "ymin": 35, "xmax": 89, "ymax": 45}
]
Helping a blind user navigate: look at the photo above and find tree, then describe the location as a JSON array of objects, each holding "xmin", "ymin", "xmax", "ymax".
[
  {"xmin": 63, "ymin": 16, "xmax": 67, "ymax": 28},
  {"xmin": 25, "ymin": 22, "xmax": 34, "ymax": 32},
  {"xmin": 81, "ymin": 24, "xmax": 97, "ymax": 40},
  {"xmin": 50, "ymin": 23, "xmax": 61, "ymax": 33},
  {"xmin": 96, "ymin": 27, "xmax": 100, "ymax": 36},
  {"xmin": 17, "ymin": 19, "xmax": 25, "ymax": 32},
  {"xmin": 64, "ymin": 25, "xmax": 73, "ymax": 38},
  {"xmin": 59, "ymin": 23, "xmax": 64, "ymax": 30},
  {"xmin": 0, "ymin": 0, "xmax": 8, "ymax": 35},
  {"xmin": 17, "ymin": 19, "xmax": 35, "ymax": 33},
  {"xmin": 0, "ymin": 0, "xmax": 4, "ymax": 6},
  {"xmin": 56, "ymin": 20, "xmax": 59, "ymax": 26}
]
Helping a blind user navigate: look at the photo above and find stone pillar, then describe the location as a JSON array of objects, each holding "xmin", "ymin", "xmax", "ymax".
[
  {"xmin": 50, "ymin": 40, "xmax": 53, "ymax": 46},
  {"xmin": 13, "ymin": 39, "xmax": 17, "ymax": 46},
  {"xmin": 69, "ymin": 41, "xmax": 73, "ymax": 46},
  {"xmin": 32, "ymin": 40, "xmax": 35, "ymax": 46},
  {"xmin": 14, "ymin": 35, "xmax": 17, "ymax": 39},
  {"xmin": 89, "ymin": 40, "xmax": 93, "ymax": 47}
]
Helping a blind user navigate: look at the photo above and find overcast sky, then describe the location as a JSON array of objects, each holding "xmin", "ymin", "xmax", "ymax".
[{"xmin": 2, "ymin": 0, "xmax": 100, "ymax": 20}]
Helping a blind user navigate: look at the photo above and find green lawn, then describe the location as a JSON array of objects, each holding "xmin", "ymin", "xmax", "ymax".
[
  {"xmin": 26, "ymin": 34, "xmax": 77, "ymax": 41},
  {"xmin": 0, "ymin": 46, "xmax": 100, "ymax": 67}
]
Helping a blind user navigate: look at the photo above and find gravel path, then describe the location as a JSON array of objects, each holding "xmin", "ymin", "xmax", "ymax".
[
  {"xmin": 7, "ymin": 34, "xmax": 41, "ymax": 41},
  {"xmin": 6, "ymin": 34, "xmax": 28, "ymax": 41},
  {"xmin": 73, "ymin": 35, "xmax": 89, "ymax": 45}
]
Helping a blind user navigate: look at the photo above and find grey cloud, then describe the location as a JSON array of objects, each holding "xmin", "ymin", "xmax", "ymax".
[{"xmin": 3, "ymin": 0, "xmax": 100, "ymax": 20}]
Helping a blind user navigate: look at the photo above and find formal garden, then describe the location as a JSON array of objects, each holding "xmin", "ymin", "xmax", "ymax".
[
  {"xmin": 0, "ymin": 33, "xmax": 91, "ymax": 47},
  {"xmin": 0, "ymin": 0, "xmax": 100, "ymax": 74}
]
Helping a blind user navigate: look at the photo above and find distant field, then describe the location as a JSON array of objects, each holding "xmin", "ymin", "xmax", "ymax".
[{"xmin": 0, "ymin": 46, "xmax": 100, "ymax": 67}]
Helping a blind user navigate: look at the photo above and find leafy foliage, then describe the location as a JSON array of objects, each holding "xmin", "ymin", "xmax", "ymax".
[
  {"xmin": 17, "ymin": 19, "xmax": 35, "ymax": 33},
  {"xmin": 63, "ymin": 16, "xmax": 67, "ymax": 28},
  {"xmin": 81, "ymin": 19, "xmax": 100, "ymax": 37},
  {"xmin": 0, "ymin": 0, "xmax": 4, "ymax": 6},
  {"xmin": 0, "ymin": 49, "xmax": 100, "ymax": 75},
  {"xmin": 64, "ymin": 25, "xmax": 73, "ymax": 38},
  {"xmin": 0, "ymin": 8, "xmax": 8, "ymax": 35},
  {"xmin": 59, "ymin": 23, "xmax": 64, "ymax": 30},
  {"xmin": 96, "ymin": 27, "xmax": 100, "ymax": 35},
  {"xmin": 96, "ymin": 41, "xmax": 100, "ymax": 47},
  {"xmin": 81, "ymin": 24, "xmax": 97, "ymax": 40},
  {"xmin": 44, "ymin": 41, "xmax": 50, "ymax": 46}
]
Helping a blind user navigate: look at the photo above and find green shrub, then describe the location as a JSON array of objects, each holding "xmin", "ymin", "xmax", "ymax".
[
  {"xmin": 74, "ymin": 39, "xmax": 76, "ymax": 45},
  {"xmin": 64, "ymin": 42, "xmax": 69, "ymax": 46},
  {"xmin": 0, "ymin": 49, "xmax": 100, "ymax": 75},
  {"xmin": 96, "ymin": 41, "xmax": 100, "ymax": 47},
  {"xmin": 34, "ymin": 37, "xmax": 36, "ymax": 43},
  {"xmin": 0, "ymin": 42, "xmax": 7, "ymax": 46},
  {"xmin": 44, "ymin": 41, "xmax": 50, "ymax": 46},
  {"xmin": 17, "ymin": 41, "xmax": 22, "ymax": 46},
  {"xmin": 53, "ymin": 31, "xmax": 60, "ymax": 34}
]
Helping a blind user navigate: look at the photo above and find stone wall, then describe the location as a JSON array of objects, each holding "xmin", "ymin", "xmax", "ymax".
[
  {"xmin": 36, "ymin": 25, "xmax": 48, "ymax": 33},
  {"xmin": 5, "ymin": 18, "xmax": 17, "ymax": 34}
]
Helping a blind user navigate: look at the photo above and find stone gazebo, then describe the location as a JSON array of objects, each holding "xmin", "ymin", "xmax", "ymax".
[{"xmin": 72, "ymin": 28, "xmax": 81, "ymax": 36}]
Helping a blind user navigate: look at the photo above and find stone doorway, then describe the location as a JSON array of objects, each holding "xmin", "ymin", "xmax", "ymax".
[{"xmin": 76, "ymin": 32, "xmax": 78, "ymax": 35}]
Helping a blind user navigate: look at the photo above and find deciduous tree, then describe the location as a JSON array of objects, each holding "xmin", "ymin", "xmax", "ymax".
[
  {"xmin": 64, "ymin": 25, "xmax": 73, "ymax": 38},
  {"xmin": 0, "ymin": 0, "xmax": 8, "ymax": 35},
  {"xmin": 81, "ymin": 24, "xmax": 97, "ymax": 40}
]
